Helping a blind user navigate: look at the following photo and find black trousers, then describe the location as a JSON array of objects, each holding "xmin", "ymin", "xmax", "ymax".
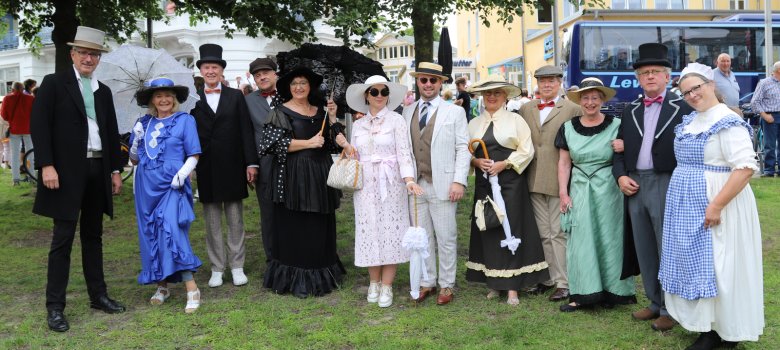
[
  {"xmin": 46, "ymin": 158, "xmax": 108, "ymax": 311},
  {"xmin": 255, "ymin": 154, "xmax": 275, "ymax": 262}
]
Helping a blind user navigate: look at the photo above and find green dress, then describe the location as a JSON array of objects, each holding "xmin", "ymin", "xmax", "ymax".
[{"xmin": 555, "ymin": 115, "xmax": 636, "ymax": 306}]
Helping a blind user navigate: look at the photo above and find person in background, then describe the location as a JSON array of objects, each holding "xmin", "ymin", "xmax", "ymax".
[
  {"xmin": 129, "ymin": 77, "xmax": 203, "ymax": 313},
  {"xmin": 343, "ymin": 75, "xmax": 421, "ymax": 308},
  {"xmin": 465, "ymin": 75, "xmax": 549, "ymax": 306},
  {"xmin": 259, "ymin": 67, "xmax": 346, "ymax": 298},
  {"xmin": 556, "ymin": 78, "xmax": 635, "ymax": 312},
  {"xmin": 190, "ymin": 44, "xmax": 258, "ymax": 288},
  {"xmin": 519, "ymin": 89, "xmax": 531, "ymax": 106},
  {"xmin": 661, "ymin": 62, "xmax": 763, "ymax": 350},
  {"xmin": 442, "ymin": 89, "xmax": 454, "ymax": 102},
  {"xmin": 518, "ymin": 65, "xmax": 581, "ymax": 302},
  {"xmin": 750, "ymin": 61, "xmax": 780, "ymax": 177},
  {"xmin": 0, "ymin": 82, "xmax": 35, "ymax": 185},
  {"xmin": 193, "ymin": 76, "xmax": 205, "ymax": 92},
  {"xmin": 454, "ymin": 77, "xmax": 472, "ymax": 120},
  {"xmin": 239, "ymin": 83, "xmax": 253, "ymax": 96},
  {"xmin": 712, "ymin": 53, "xmax": 740, "ymax": 109},
  {"xmin": 24, "ymin": 78, "xmax": 36, "ymax": 95},
  {"xmin": 31, "ymin": 26, "xmax": 126, "ymax": 332}
]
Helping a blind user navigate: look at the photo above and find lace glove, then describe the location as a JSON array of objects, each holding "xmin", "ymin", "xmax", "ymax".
[
  {"xmin": 171, "ymin": 156, "xmax": 198, "ymax": 189},
  {"xmin": 129, "ymin": 121, "xmax": 144, "ymax": 161}
]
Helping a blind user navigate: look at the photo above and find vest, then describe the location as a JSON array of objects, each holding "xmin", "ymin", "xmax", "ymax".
[{"xmin": 410, "ymin": 104, "xmax": 438, "ymax": 183}]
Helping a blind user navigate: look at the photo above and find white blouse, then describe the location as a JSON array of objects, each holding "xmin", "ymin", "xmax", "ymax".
[
  {"xmin": 467, "ymin": 108, "xmax": 535, "ymax": 174},
  {"xmin": 682, "ymin": 103, "xmax": 759, "ymax": 172}
]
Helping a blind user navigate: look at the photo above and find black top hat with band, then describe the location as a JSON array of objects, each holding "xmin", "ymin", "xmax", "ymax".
[
  {"xmin": 196, "ymin": 44, "xmax": 227, "ymax": 69},
  {"xmin": 135, "ymin": 77, "xmax": 189, "ymax": 107},
  {"xmin": 632, "ymin": 43, "xmax": 672, "ymax": 69}
]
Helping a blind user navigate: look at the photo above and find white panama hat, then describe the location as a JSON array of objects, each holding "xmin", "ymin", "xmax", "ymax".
[
  {"xmin": 346, "ymin": 75, "xmax": 407, "ymax": 114},
  {"xmin": 67, "ymin": 26, "xmax": 110, "ymax": 52}
]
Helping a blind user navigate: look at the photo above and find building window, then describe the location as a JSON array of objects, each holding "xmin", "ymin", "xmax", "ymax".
[
  {"xmin": 563, "ymin": 1, "xmax": 577, "ymax": 18},
  {"xmin": 537, "ymin": 4, "xmax": 552, "ymax": 24},
  {"xmin": 730, "ymin": 0, "xmax": 745, "ymax": 9},
  {"xmin": 655, "ymin": 0, "xmax": 685, "ymax": 9},
  {"xmin": 467, "ymin": 20, "xmax": 471, "ymax": 49},
  {"xmin": 386, "ymin": 69, "xmax": 400, "ymax": 83},
  {"xmin": 0, "ymin": 66, "xmax": 20, "ymax": 95},
  {"xmin": 612, "ymin": 0, "xmax": 643, "ymax": 9},
  {"xmin": 702, "ymin": 0, "xmax": 714, "ymax": 9}
]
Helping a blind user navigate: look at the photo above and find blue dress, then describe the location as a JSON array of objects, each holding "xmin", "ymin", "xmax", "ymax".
[{"xmin": 132, "ymin": 111, "xmax": 203, "ymax": 285}]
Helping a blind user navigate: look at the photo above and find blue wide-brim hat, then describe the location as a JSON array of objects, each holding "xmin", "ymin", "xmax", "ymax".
[{"xmin": 135, "ymin": 77, "xmax": 189, "ymax": 107}]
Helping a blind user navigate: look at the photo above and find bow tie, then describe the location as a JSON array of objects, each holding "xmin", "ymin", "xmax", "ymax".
[
  {"xmin": 537, "ymin": 101, "xmax": 555, "ymax": 110},
  {"xmin": 261, "ymin": 90, "xmax": 276, "ymax": 97},
  {"xmin": 205, "ymin": 88, "xmax": 221, "ymax": 94},
  {"xmin": 643, "ymin": 96, "xmax": 663, "ymax": 107}
]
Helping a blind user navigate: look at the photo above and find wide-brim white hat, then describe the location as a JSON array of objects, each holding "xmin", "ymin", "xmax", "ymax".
[
  {"xmin": 467, "ymin": 74, "xmax": 522, "ymax": 99},
  {"xmin": 346, "ymin": 75, "xmax": 407, "ymax": 114},
  {"xmin": 67, "ymin": 26, "xmax": 110, "ymax": 52},
  {"xmin": 566, "ymin": 77, "xmax": 616, "ymax": 103}
]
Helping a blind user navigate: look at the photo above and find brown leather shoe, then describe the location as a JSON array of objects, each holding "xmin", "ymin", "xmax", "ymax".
[
  {"xmin": 414, "ymin": 287, "xmax": 437, "ymax": 303},
  {"xmin": 651, "ymin": 315, "xmax": 677, "ymax": 332},
  {"xmin": 632, "ymin": 307, "xmax": 660, "ymax": 321},
  {"xmin": 436, "ymin": 287, "xmax": 454, "ymax": 305},
  {"xmin": 548, "ymin": 288, "xmax": 570, "ymax": 301}
]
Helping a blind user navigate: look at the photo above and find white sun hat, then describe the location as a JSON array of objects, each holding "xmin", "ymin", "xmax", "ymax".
[{"xmin": 346, "ymin": 75, "xmax": 407, "ymax": 114}]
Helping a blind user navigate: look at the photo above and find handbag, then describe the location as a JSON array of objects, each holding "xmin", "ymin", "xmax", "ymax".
[
  {"xmin": 326, "ymin": 149, "xmax": 363, "ymax": 191},
  {"xmin": 475, "ymin": 195, "xmax": 505, "ymax": 231}
]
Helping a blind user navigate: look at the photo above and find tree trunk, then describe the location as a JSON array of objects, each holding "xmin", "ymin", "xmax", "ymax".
[
  {"xmin": 51, "ymin": 0, "xmax": 78, "ymax": 73},
  {"xmin": 411, "ymin": 2, "xmax": 434, "ymax": 67}
]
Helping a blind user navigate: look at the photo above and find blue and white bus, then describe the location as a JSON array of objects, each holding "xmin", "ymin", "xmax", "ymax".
[{"xmin": 564, "ymin": 15, "xmax": 780, "ymax": 114}]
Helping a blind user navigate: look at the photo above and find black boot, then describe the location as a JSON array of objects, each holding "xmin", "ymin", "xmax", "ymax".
[{"xmin": 685, "ymin": 331, "xmax": 721, "ymax": 350}]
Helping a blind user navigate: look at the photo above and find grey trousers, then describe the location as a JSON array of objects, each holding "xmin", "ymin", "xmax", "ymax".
[
  {"xmin": 627, "ymin": 170, "xmax": 671, "ymax": 316},
  {"xmin": 203, "ymin": 200, "xmax": 246, "ymax": 273},
  {"xmin": 530, "ymin": 193, "xmax": 568, "ymax": 288}
]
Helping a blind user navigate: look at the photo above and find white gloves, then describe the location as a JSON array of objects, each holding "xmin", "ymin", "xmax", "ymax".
[
  {"xmin": 129, "ymin": 121, "xmax": 144, "ymax": 161},
  {"xmin": 171, "ymin": 156, "xmax": 198, "ymax": 189}
]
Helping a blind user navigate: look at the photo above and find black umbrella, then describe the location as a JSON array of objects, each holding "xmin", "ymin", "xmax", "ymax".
[
  {"xmin": 438, "ymin": 27, "xmax": 453, "ymax": 84},
  {"xmin": 277, "ymin": 43, "xmax": 387, "ymax": 116}
]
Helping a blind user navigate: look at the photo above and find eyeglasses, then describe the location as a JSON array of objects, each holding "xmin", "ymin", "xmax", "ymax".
[
  {"xmin": 482, "ymin": 90, "xmax": 506, "ymax": 97},
  {"xmin": 637, "ymin": 69, "xmax": 665, "ymax": 77},
  {"xmin": 680, "ymin": 81, "xmax": 710, "ymax": 98},
  {"xmin": 73, "ymin": 49, "xmax": 101, "ymax": 59},
  {"xmin": 290, "ymin": 81, "xmax": 309, "ymax": 87},
  {"xmin": 418, "ymin": 77, "xmax": 439, "ymax": 85},
  {"xmin": 368, "ymin": 87, "xmax": 390, "ymax": 97}
]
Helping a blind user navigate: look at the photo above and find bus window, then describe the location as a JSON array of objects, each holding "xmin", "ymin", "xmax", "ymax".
[{"xmin": 580, "ymin": 26, "xmax": 681, "ymax": 71}]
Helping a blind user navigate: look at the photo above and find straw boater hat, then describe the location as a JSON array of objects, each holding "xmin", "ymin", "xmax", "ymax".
[
  {"xmin": 346, "ymin": 75, "xmax": 407, "ymax": 114},
  {"xmin": 566, "ymin": 77, "xmax": 616, "ymax": 103},
  {"xmin": 409, "ymin": 62, "xmax": 449, "ymax": 81},
  {"xmin": 135, "ymin": 77, "xmax": 189, "ymax": 107},
  {"xmin": 67, "ymin": 26, "xmax": 110, "ymax": 52},
  {"xmin": 467, "ymin": 75, "xmax": 522, "ymax": 99}
]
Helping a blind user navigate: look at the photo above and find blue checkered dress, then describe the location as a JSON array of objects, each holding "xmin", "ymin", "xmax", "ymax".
[{"xmin": 659, "ymin": 113, "xmax": 752, "ymax": 300}]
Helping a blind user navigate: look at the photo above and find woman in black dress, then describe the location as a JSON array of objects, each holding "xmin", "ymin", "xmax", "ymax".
[{"xmin": 258, "ymin": 67, "xmax": 347, "ymax": 298}]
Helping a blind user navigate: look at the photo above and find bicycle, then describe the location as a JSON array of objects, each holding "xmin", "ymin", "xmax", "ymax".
[{"xmin": 21, "ymin": 135, "xmax": 135, "ymax": 183}]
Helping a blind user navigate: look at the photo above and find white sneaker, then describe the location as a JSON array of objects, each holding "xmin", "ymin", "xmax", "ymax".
[
  {"xmin": 231, "ymin": 268, "xmax": 248, "ymax": 286},
  {"xmin": 185, "ymin": 289, "xmax": 200, "ymax": 314},
  {"xmin": 150, "ymin": 286, "xmax": 170, "ymax": 305},
  {"xmin": 208, "ymin": 271, "xmax": 223, "ymax": 288},
  {"xmin": 367, "ymin": 281, "xmax": 380, "ymax": 303},
  {"xmin": 378, "ymin": 284, "xmax": 393, "ymax": 308}
]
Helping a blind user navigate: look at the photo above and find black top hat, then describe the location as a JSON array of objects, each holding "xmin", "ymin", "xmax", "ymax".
[
  {"xmin": 196, "ymin": 44, "xmax": 226, "ymax": 69},
  {"xmin": 632, "ymin": 43, "xmax": 672, "ymax": 69},
  {"xmin": 276, "ymin": 67, "xmax": 324, "ymax": 102}
]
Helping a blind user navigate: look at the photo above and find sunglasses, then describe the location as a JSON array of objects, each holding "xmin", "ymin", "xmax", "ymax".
[
  {"xmin": 368, "ymin": 87, "xmax": 390, "ymax": 97},
  {"xmin": 418, "ymin": 77, "xmax": 439, "ymax": 85}
]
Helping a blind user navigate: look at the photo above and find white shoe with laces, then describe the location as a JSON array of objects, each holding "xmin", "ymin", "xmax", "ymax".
[
  {"xmin": 149, "ymin": 286, "xmax": 170, "ymax": 305},
  {"xmin": 367, "ymin": 282, "xmax": 380, "ymax": 303},
  {"xmin": 378, "ymin": 284, "xmax": 393, "ymax": 308},
  {"xmin": 185, "ymin": 289, "xmax": 200, "ymax": 314},
  {"xmin": 208, "ymin": 271, "xmax": 223, "ymax": 288},
  {"xmin": 232, "ymin": 268, "xmax": 248, "ymax": 286}
]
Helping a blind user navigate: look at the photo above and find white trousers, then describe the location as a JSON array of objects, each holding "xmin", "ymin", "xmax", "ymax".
[{"xmin": 411, "ymin": 179, "xmax": 459, "ymax": 289}]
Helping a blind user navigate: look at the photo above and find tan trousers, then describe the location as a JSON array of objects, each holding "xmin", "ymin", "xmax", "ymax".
[
  {"xmin": 203, "ymin": 200, "xmax": 246, "ymax": 273},
  {"xmin": 530, "ymin": 193, "xmax": 568, "ymax": 288}
]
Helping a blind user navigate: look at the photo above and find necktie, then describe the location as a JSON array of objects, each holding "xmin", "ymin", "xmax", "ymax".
[
  {"xmin": 537, "ymin": 100, "xmax": 555, "ymax": 110},
  {"xmin": 261, "ymin": 90, "xmax": 276, "ymax": 97},
  {"xmin": 205, "ymin": 88, "xmax": 221, "ymax": 94},
  {"xmin": 643, "ymin": 95, "xmax": 663, "ymax": 107},
  {"xmin": 80, "ymin": 76, "xmax": 96, "ymax": 120},
  {"xmin": 419, "ymin": 102, "xmax": 430, "ymax": 130}
]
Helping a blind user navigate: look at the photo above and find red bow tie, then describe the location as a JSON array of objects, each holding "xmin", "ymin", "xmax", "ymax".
[
  {"xmin": 643, "ymin": 95, "xmax": 663, "ymax": 107},
  {"xmin": 205, "ymin": 88, "xmax": 221, "ymax": 94},
  {"xmin": 261, "ymin": 90, "xmax": 276, "ymax": 97},
  {"xmin": 537, "ymin": 101, "xmax": 555, "ymax": 110}
]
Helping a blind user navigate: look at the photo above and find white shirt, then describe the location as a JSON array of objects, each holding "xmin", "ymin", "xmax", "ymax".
[
  {"xmin": 539, "ymin": 96, "xmax": 560, "ymax": 125},
  {"xmin": 204, "ymin": 82, "xmax": 223, "ymax": 113},
  {"xmin": 72, "ymin": 65, "xmax": 102, "ymax": 152},
  {"xmin": 418, "ymin": 96, "xmax": 442, "ymax": 118}
]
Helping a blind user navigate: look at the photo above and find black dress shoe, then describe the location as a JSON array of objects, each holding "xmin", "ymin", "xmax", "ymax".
[
  {"xmin": 524, "ymin": 283, "xmax": 554, "ymax": 295},
  {"xmin": 559, "ymin": 303, "xmax": 588, "ymax": 312},
  {"xmin": 90, "ymin": 295, "xmax": 126, "ymax": 314},
  {"xmin": 47, "ymin": 309, "xmax": 69, "ymax": 332},
  {"xmin": 685, "ymin": 331, "xmax": 722, "ymax": 350}
]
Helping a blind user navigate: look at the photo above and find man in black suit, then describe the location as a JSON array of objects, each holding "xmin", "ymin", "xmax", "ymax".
[
  {"xmin": 31, "ymin": 26, "xmax": 126, "ymax": 332},
  {"xmin": 244, "ymin": 57, "xmax": 280, "ymax": 263},
  {"xmin": 190, "ymin": 44, "xmax": 258, "ymax": 288},
  {"xmin": 612, "ymin": 43, "xmax": 693, "ymax": 333}
]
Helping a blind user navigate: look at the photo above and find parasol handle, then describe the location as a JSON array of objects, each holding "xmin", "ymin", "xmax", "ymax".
[
  {"xmin": 468, "ymin": 138, "xmax": 490, "ymax": 160},
  {"xmin": 414, "ymin": 195, "xmax": 418, "ymax": 227},
  {"xmin": 319, "ymin": 85, "xmax": 336, "ymax": 136}
]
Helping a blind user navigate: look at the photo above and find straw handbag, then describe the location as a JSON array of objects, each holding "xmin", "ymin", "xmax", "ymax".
[{"xmin": 327, "ymin": 149, "xmax": 363, "ymax": 191}]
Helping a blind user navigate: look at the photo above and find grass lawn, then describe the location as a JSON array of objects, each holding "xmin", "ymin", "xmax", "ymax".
[{"xmin": 0, "ymin": 168, "xmax": 777, "ymax": 349}]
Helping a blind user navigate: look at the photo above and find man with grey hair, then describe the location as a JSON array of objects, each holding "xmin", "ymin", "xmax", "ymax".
[
  {"xmin": 613, "ymin": 43, "xmax": 693, "ymax": 332},
  {"xmin": 751, "ymin": 61, "xmax": 780, "ymax": 177},
  {"xmin": 713, "ymin": 53, "xmax": 740, "ymax": 108}
]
